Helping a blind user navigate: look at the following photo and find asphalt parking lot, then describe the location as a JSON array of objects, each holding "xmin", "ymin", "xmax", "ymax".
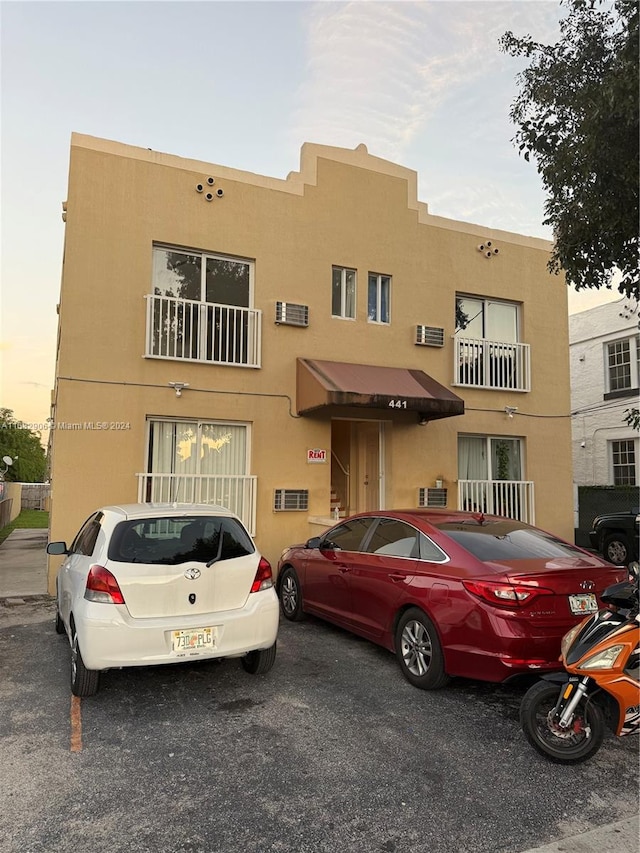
[{"xmin": 1, "ymin": 599, "xmax": 638, "ymax": 853}]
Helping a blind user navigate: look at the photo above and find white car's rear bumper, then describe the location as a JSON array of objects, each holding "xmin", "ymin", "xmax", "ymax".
[{"xmin": 74, "ymin": 589, "xmax": 280, "ymax": 670}]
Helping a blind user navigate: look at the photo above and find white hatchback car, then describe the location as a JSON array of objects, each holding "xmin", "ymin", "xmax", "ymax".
[{"xmin": 48, "ymin": 503, "xmax": 280, "ymax": 697}]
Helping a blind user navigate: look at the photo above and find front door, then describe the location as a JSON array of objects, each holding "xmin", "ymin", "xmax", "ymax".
[{"xmin": 355, "ymin": 422, "xmax": 382, "ymax": 513}]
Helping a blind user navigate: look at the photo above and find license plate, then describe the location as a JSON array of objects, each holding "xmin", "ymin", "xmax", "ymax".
[
  {"xmin": 569, "ymin": 593, "xmax": 598, "ymax": 615},
  {"xmin": 171, "ymin": 627, "xmax": 215, "ymax": 656}
]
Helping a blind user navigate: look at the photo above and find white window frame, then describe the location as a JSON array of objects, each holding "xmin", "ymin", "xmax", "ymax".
[
  {"xmin": 457, "ymin": 434, "xmax": 534, "ymax": 523},
  {"xmin": 152, "ymin": 244, "xmax": 255, "ymax": 307},
  {"xmin": 604, "ymin": 335, "xmax": 640, "ymax": 395},
  {"xmin": 148, "ymin": 245, "xmax": 261, "ymax": 367},
  {"xmin": 139, "ymin": 418, "xmax": 256, "ymax": 532},
  {"xmin": 610, "ymin": 438, "xmax": 638, "ymax": 486},
  {"xmin": 331, "ymin": 266, "xmax": 356, "ymax": 320},
  {"xmin": 458, "ymin": 434, "xmax": 525, "ymax": 481},
  {"xmin": 368, "ymin": 273, "xmax": 391, "ymax": 325},
  {"xmin": 145, "ymin": 417, "xmax": 251, "ymax": 477}
]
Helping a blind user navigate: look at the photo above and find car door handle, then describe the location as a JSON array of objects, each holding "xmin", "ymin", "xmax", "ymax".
[
  {"xmin": 338, "ymin": 565, "xmax": 351, "ymax": 573},
  {"xmin": 389, "ymin": 573, "xmax": 406, "ymax": 582}
]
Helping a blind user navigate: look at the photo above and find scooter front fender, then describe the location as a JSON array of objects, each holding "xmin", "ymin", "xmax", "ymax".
[{"xmin": 539, "ymin": 671, "xmax": 570, "ymax": 686}]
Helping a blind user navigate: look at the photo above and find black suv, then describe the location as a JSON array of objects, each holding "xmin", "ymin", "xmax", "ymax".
[{"xmin": 589, "ymin": 508, "xmax": 639, "ymax": 565}]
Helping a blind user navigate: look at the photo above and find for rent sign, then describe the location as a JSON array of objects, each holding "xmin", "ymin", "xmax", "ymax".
[{"xmin": 307, "ymin": 448, "xmax": 327, "ymax": 463}]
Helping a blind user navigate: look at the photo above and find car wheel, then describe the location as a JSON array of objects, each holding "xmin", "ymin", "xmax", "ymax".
[
  {"xmin": 395, "ymin": 607, "xmax": 450, "ymax": 690},
  {"xmin": 242, "ymin": 642, "xmax": 277, "ymax": 675},
  {"xmin": 70, "ymin": 621, "xmax": 99, "ymax": 697},
  {"xmin": 278, "ymin": 567, "xmax": 305, "ymax": 621},
  {"xmin": 603, "ymin": 533, "xmax": 631, "ymax": 566}
]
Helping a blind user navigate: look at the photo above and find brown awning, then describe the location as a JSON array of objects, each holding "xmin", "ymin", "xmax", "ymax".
[{"xmin": 297, "ymin": 358, "xmax": 465, "ymax": 421}]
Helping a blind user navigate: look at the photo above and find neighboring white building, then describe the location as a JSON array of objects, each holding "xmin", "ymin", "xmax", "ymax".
[{"xmin": 570, "ymin": 298, "xmax": 639, "ymax": 487}]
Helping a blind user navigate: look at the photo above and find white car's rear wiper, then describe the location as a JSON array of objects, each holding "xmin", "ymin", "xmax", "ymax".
[{"xmin": 206, "ymin": 536, "xmax": 224, "ymax": 568}]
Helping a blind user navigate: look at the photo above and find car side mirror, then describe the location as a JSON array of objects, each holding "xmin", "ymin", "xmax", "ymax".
[
  {"xmin": 305, "ymin": 536, "xmax": 323, "ymax": 549},
  {"xmin": 319, "ymin": 539, "xmax": 339, "ymax": 551},
  {"xmin": 47, "ymin": 541, "xmax": 69, "ymax": 556},
  {"xmin": 628, "ymin": 561, "xmax": 639, "ymax": 581}
]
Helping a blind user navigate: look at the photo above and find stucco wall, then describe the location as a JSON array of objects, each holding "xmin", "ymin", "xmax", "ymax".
[{"xmin": 48, "ymin": 135, "xmax": 575, "ymax": 591}]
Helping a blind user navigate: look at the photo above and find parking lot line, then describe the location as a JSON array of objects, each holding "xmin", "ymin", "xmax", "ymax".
[{"xmin": 70, "ymin": 695, "xmax": 82, "ymax": 752}]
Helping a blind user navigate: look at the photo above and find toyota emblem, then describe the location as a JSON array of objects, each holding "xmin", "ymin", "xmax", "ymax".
[
  {"xmin": 184, "ymin": 567, "xmax": 201, "ymax": 580},
  {"xmin": 580, "ymin": 580, "xmax": 596, "ymax": 591}
]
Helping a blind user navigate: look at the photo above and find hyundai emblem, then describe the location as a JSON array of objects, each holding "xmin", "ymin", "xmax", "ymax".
[{"xmin": 580, "ymin": 580, "xmax": 596, "ymax": 591}]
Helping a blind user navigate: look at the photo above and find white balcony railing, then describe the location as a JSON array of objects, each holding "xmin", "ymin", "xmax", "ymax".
[
  {"xmin": 458, "ymin": 479, "xmax": 535, "ymax": 525},
  {"xmin": 454, "ymin": 337, "xmax": 531, "ymax": 391},
  {"xmin": 137, "ymin": 474, "xmax": 258, "ymax": 536},
  {"xmin": 145, "ymin": 294, "xmax": 262, "ymax": 368}
]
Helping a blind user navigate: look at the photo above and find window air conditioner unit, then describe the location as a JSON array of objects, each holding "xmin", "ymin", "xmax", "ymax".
[
  {"xmin": 275, "ymin": 302, "xmax": 309, "ymax": 327},
  {"xmin": 274, "ymin": 489, "xmax": 309, "ymax": 511},
  {"xmin": 418, "ymin": 487, "xmax": 447, "ymax": 508},
  {"xmin": 416, "ymin": 325, "xmax": 445, "ymax": 347}
]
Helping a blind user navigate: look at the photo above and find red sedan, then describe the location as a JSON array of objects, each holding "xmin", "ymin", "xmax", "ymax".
[{"xmin": 276, "ymin": 509, "xmax": 626, "ymax": 689}]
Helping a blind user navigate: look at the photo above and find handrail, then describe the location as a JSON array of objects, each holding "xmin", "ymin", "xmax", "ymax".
[{"xmin": 331, "ymin": 450, "xmax": 349, "ymax": 478}]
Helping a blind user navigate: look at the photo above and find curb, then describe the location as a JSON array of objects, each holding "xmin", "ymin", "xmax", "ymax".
[
  {"xmin": 518, "ymin": 817, "xmax": 639, "ymax": 852},
  {"xmin": 0, "ymin": 594, "xmax": 54, "ymax": 607}
]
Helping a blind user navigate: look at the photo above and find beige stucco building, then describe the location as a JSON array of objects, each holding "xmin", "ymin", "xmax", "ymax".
[{"xmin": 47, "ymin": 133, "xmax": 574, "ymax": 591}]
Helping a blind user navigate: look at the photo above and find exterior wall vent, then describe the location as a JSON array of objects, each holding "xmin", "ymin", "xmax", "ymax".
[
  {"xmin": 274, "ymin": 489, "xmax": 309, "ymax": 511},
  {"xmin": 275, "ymin": 302, "xmax": 309, "ymax": 327},
  {"xmin": 419, "ymin": 487, "xmax": 447, "ymax": 508},
  {"xmin": 416, "ymin": 325, "xmax": 445, "ymax": 347}
]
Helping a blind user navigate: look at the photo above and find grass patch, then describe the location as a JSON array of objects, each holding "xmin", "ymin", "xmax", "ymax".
[{"xmin": 0, "ymin": 510, "xmax": 49, "ymax": 545}]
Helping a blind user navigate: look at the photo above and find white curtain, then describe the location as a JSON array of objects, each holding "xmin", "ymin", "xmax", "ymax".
[
  {"xmin": 150, "ymin": 420, "xmax": 246, "ymax": 476},
  {"xmin": 200, "ymin": 423, "xmax": 247, "ymax": 475},
  {"xmin": 150, "ymin": 421, "xmax": 198, "ymax": 475},
  {"xmin": 487, "ymin": 302, "xmax": 518, "ymax": 344},
  {"xmin": 458, "ymin": 436, "xmax": 487, "ymax": 480}
]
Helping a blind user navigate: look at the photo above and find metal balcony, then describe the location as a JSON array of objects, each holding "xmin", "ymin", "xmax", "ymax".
[
  {"xmin": 137, "ymin": 473, "xmax": 257, "ymax": 535},
  {"xmin": 454, "ymin": 337, "xmax": 531, "ymax": 391},
  {"xmin": 458, "ymin": 479, "xmax": 535, "ymax": 524},
  {"xmin": 145, "ymin": 294, "xmax": 262, "ymax": 368}
]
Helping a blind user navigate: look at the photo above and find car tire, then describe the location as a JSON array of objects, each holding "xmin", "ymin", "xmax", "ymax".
[
  {"xmin": 70, "ymin": 621, "xmax": 99, "ymax": 697},
  {"xmin": 395, "ymin": 607, "xmax": 450, "ymax": 690},
  {"xmin": 55, "ymin": 582, "xmax": 65, "ymax": 635},
  {"xmin": 603, "ymin": 532, "xmax": 632, "ymax": 566},
  {"xmin": 241, "ymin": 642, "xmax": 277, "ymax": 675},
  {"xmin": 278, "ymin": 567, "xmax": 305, "ymax": 621},
  {"xmin": 55, "ymin": 605, "xmax": 65, "ymax": 635}
]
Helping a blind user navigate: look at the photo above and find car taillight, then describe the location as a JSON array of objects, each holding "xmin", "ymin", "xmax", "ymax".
[
  {"xmin": 84, "ymin": 565, "xmax": 125, "ymax": 605},
  {"xmin": 462, "ymin": 579, "xmax": 553, "ymax": 608},
  {"xmin": 250, "ymin": 557, "xmax": 273, "ymax": 593}
]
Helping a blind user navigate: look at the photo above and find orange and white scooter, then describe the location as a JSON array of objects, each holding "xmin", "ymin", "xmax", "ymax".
[{"xmin": 521, "ymin": 562, "xmax": 640, "ymax": 763}]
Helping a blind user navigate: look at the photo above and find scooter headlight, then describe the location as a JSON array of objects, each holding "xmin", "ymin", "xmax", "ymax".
[
  {"xmin": 578, "ymin": 644, "xmax": 624, "ymax": 671},
  {"xmin": 560, "ymin": 623, "xmax": 583, "ymax": 658}
]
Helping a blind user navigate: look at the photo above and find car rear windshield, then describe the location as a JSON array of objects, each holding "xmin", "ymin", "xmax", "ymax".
[
  {"xmin": 435, "ymin": 521, "xmax": 585, "ymax": 562},
  {"xmin": 108, "ymin": 516, "xmax": 255, "ymax": 565}
]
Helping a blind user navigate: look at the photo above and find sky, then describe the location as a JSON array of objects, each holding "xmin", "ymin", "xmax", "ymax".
[{"xmin": 0, "ymin": 0, "xmax": 621, "ymax": 428}]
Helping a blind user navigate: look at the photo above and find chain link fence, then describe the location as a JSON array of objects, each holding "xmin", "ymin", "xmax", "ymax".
[{"xmin": 576, "ymin": 485, "xmax": 639, "ymax": 548}]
